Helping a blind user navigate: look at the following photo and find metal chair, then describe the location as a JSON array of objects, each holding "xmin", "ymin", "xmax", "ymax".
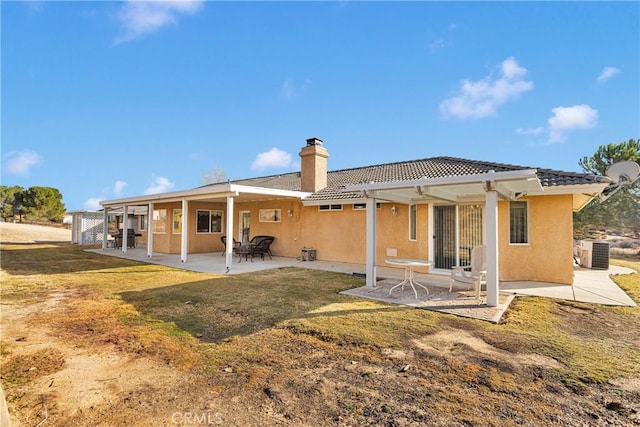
[
  {"xmin": 220, "ymin": 236, "xmax": 240, "ymax": 256},
  {"xmin": 250, "ymin": 237, "xmax": 275, "ymax": 260},
  {"xmin": 248, "ymin": 235, "xmax": 275, "ymax": 258}
]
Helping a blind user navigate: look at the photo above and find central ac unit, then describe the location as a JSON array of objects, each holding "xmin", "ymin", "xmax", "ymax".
[{"xmin": 579, "ymin": 240, "xmax": 610, "ymax": 270}]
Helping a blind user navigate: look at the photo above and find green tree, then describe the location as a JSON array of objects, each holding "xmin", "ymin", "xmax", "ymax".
[
  {"xmin": 579, "ymin": 139, "xmax": 640, "ymax": 175},
  {"xmin": 0, "ymin": 185, "xmax": 25, "ymax": 222},
  {"xmin": 21, "ymin": 186, "xmax": 66, "ymax": 222},
  {"xmin": 574, "ymin": 138, "xmax": 640, "ymax": 236}
]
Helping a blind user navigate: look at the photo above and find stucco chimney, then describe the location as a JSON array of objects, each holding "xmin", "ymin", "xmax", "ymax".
[{"xmin": 299, "ymin": 137, "xmax": 329, "ymax": 192}]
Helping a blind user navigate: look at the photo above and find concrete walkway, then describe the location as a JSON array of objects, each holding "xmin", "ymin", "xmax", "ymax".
[
  {"xmin": 87, "ymin": 247, "xmax": 637, "ymax": 323},
  {"xmin": 501, "ymin": 265, "xmax": 637, "ymax": 307}
]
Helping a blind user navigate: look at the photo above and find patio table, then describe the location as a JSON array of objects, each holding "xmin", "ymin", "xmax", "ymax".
[
  {"xmin": 385, "ymin": 258, "xmax": 433, "ymax": 299},
  {"xmin": 236, "ymin": 244, "xmax": 255, "ymax": 262}
]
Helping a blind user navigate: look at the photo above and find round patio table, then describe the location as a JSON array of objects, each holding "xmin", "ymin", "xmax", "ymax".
[
  {"xmin": 236, "ymin": 245, "xmax": 254, "ymax": 262},
  {"xmin": 385, "ymin": 258, "xmax": 433, "ymax": 299}
]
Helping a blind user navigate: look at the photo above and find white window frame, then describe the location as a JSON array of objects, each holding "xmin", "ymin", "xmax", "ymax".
[
  {"xmin": 196, "ymin": 209, "xmax": 224, "ymax": 234},
  {"xmin": 139, "ymin": 214, "xmax": 147, "ymax": 231},
  {"xmin": 172, "ymin": 209, "xmax": 182, "ymax": 234},
  {"xmin": 318, "ymin": 204, "xmax": 343, "ymax": 211},
  {"xmin": 352, "ymin": 203, "xmax": 381, "ymax": 210},
  {"xmin": 409, "ymin": 204, "xmax": 417, "ymax": 241},
  {"xmin": 152, "ymin": 209, "xmax": 167, "ymax": 234},
  {"xmin": 509, "ymin": 200, "xmax": 529, "ymax": 245}
]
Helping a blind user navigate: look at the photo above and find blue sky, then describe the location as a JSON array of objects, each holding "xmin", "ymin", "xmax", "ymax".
[{"xmin": 2, "ymin": 1, "xmax": 639, "ymax": 211}]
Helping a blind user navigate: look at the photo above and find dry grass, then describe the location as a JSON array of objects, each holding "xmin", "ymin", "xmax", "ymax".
[{"xmin": 2, "ymin": 242, "xmax": 639, "ymax": 426}]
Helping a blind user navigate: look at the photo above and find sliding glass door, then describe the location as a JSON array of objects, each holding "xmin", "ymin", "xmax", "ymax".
[{"xmin": 433, "ymin": 204, "xmax": 484, "ymax": 269}]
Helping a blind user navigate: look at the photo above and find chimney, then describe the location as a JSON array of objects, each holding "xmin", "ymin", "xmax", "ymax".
[{"xmin": 299, "ymin": 137, "xmax": 329, "ymax": 192}]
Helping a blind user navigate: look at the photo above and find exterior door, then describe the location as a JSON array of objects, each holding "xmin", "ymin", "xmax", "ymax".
[
  {"xmin": 434, "ymin": 204, "xmax": 484, "ymax": 269},
  {"xmin": 434, "ymin": 206, "xmax": 457, "ymax": 269},
  {"xmin": 239, "ymin": 211, "xmax": 251, "ymax": 244}
]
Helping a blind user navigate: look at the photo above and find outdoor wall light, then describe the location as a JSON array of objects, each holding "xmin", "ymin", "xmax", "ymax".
[
  {"xmin": 287, "ymin": 209, "xmax": 294, "ymax": 217},
  {"xmin": 391, "ymin": 205, "xmax": 398, "ymax": 216}
]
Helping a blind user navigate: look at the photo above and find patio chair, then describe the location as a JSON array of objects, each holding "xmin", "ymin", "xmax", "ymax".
[
  {"xmin": 220, "ymin": 236, "xmax": 240, "ymax": 256},
  {"xmin": 250, "ymin": 237, "xmax": 275, "ymax": 260},
  {"xmin": 449, "ymin": 245, "xmax": 486, "ymax": 300},
  {"xmin": 249, "ymin": 235, "xmax": 275, "ymax": 258}
]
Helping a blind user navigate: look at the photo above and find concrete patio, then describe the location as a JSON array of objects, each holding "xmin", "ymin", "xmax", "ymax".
[{"xmin": 87, "ymin": 246, "xmax": 637, "ymax": 323}]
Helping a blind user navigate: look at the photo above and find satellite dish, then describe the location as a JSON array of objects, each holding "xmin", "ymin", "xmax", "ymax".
[
  {"xmin": 606, "ymin": 161, "xmax": 640, "ymax": 184},
  {"xmin": 599, "ymin": 160, "xmax": 640, "ymax": 202}
]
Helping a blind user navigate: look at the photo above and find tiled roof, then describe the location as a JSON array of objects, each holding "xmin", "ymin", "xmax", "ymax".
[{"xmin": 226, "ymin": 156, "xmax": 608, "ymax": 202}]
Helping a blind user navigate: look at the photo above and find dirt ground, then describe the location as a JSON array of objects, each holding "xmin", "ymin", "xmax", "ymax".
[{"xmin": 1, "ymin": 223, "xmax": 639, "ymax": 426}]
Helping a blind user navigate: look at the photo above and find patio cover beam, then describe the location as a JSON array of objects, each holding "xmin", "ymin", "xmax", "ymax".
[
  {"xmin": 225, "ymin": 195, "xmax": 235, "ymax": 271},
  {"xmin": 102, "ymin": 208, "xmax": 109, "ymax": 250},
  {"xmin": 122, "ymin": 205, "xmax": 129, "ymax": 254},
  {"xmin": 485, "ymin": 188, "xmax": 499, "ymax": 307},
  {"xmin": 147, "ymin": 202, "xmax": 154, "ymax": 258},
  {"xmin": 181, "ymin": 199, "xmax": 188, "ymax": 263},
  {"xmin": 365, "ymin": 197, "xmax": 377, "ymax": 288},
  {"xmin": 349, "ymin": 170, "xmax": 537, "ymax": 307}
]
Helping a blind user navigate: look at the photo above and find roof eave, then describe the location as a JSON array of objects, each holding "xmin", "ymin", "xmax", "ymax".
[{"xmin": 100, "ymin": 183, "xmax": 310, "ymax": 208}]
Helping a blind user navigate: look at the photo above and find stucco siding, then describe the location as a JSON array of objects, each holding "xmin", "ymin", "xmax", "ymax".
[{"xmin": 499, "ymin": 195, "xmax": 574, "ymax": 284}]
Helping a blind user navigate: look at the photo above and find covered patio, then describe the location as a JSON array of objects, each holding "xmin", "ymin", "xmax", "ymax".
[{"xmin": 88, "ymin": 246, "xmax": 636, "ymax": 323}]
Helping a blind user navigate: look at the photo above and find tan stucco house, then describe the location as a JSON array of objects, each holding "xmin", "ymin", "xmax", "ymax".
[{"xmin": 99, "ymin": 138, "xmax": 611, "ymax": 307}]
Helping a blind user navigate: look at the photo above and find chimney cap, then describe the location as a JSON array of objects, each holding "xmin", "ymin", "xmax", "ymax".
[{"xmin": 306, "ymin": 137, "xmax": 323, "ymax": 146}]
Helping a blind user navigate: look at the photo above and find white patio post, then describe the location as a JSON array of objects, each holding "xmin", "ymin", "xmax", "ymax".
[
  {"xmin": 102, "ymin": 208, "xmax": 109, "ymax": 250},
  {"xmin": 365, "ymin": 197, "xmax": 377, "ymax": 288},
  {"xmin": 181, "ymin": 199, "xmax": 188, "ymax": 263},
  {"xmin": 485, "ymin": 189, "xmax": 499, "ymax": 307},
  {"xmin": 122, "ymin": 205, "xmax": 129, "ymax": 254},
  {"xmin": 147, "ymin": 202, "xmax": 154, "ymax": 258},
  {"xmin": 225, "ymin": 195, "xmax": 235, "ymax": 271}
]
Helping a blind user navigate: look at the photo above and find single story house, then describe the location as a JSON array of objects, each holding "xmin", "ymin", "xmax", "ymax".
[{"xmin": 99, "ymin": 138, "xmax": 611, "ymax": 307}]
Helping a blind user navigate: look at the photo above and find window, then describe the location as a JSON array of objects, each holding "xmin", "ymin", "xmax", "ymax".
[
  {"xmin": 509, "ymin": 201, "xmax": 528, "ymax": 244},
  {"xmin": 173, "ymin": 209, "xmax": 182, "ymax": 234},
  {"xmin": 409, "ymin": 204, "xmax": 417, "ymax": 241},
  {"xmin": 139, "ymin": 214, "xmax": 147, "ymax": 231},
  {"xmin": 352, "ymin": 203, "xmax": 381, "ymax": 210},
  {"xmin": 318, "ymin": 204, "xmax": 343, "ymax": 211},
  {"xmin": 196, "ymin": 210, "xmax": 223, "ymax": 233},
  {"xmin": 259, "ymin": 209, "xmax": 281, "ymax": 222},
  {"xmin": 152, "ymin": 209, "xmax": 167, "ymax": 233}
]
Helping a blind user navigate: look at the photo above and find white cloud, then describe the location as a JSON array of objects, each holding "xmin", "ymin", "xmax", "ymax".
[
  {"xmin": 83, "ymin": 180, "xmax": 129, "ymax": 211},
  {"xmin": 439, "ymin": 57, "xmax": 534, "ymax": 119},
  {"xmin": 145, "ymin": 175, "xmax": 175, "ymax": 194},
  {"xmin": 428, "ymin": 38, "xmax": 445, "ymax": 53},
  {"xmin": 251, "ymin": 148, "xmax": 293, "ymax": 171},
  {"xmin": 114, "ymin": 0, "xmax": 204, "ymax": 44},
  {"xmin": 597, "ymin": 66, "xmax": 620, "ymax": 82},
  {"xmin": 280, "ymin": 78, "xmax": 311, "ymax": 99},
  {"xmin": 3, "ymin": 150, "xmax": 43, "ymax": 176},
  {"xmin": 547, "ymin": 104, "xmax": 598, "ymax": 143},
  {"xmin": 83, "ymin": 197, "xmax": 102, "ymax": 211},
  {"xmin": 113, "ymin": 180, "xmax": 128, "ymax": 197},
  {"xmin": 515, "ymin": 127, "xmax": 545, "ymax": 136}
]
